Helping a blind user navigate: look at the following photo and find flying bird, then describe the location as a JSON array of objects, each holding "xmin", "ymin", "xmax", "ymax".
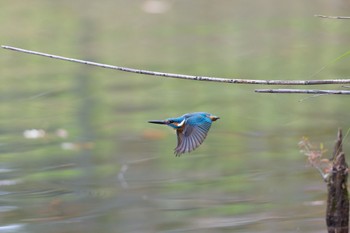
[{"xmin": 148, "ymin": 112, "xmax": 219, "ymax": 156}]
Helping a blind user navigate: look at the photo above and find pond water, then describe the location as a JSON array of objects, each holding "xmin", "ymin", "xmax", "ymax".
[{"xmin": 2, "ymin": 1, "xmax": 350, "ymax": 232}]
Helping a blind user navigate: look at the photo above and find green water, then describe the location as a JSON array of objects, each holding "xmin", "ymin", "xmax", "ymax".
[{"xmin": 1, "ymin": 1, "xmax": 350, "ymax": 232}]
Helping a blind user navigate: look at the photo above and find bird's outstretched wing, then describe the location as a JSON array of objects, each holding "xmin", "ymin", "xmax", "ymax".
[{"xmin": 174, "ymin": 115, "xmax": 212, "ymax": 156}]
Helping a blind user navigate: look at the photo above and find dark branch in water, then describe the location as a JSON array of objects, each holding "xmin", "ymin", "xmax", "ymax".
[{"xmin": 326, "ymin": 129, "xmax": 349, "ymax": 233}]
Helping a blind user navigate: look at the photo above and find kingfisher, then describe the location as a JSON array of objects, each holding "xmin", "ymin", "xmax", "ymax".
[{"xmin": 148, "ymin": 112, "xmax": 219, "ymax": 156}]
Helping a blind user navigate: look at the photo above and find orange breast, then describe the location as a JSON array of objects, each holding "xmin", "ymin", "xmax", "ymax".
[{"xmin": 175, "ymin": 123, "xmax": 185, "ymax": 132}]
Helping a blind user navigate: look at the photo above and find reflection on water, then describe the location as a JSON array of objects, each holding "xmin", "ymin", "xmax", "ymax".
[
  {"xmin": 0, "ymin": 224, "xmax": 26, "ymax": 233},
  {"xmin": 2, "ymin": 0, "xmax": 350, "ymax": 232},
  {"xmin": 0, "ymin": 129, "xmax": 328, "ymax": 233}
]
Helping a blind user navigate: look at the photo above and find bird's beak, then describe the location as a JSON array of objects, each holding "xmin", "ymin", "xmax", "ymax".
[
  {"xmin": 210, "ymin": 116, "xmax": 220, "ymax": 121},
  {"xmin": 148, "ymin": 120, "xmax": 168, "ymax": 125}
]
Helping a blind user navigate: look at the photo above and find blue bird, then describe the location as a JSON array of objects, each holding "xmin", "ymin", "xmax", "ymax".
[{"xmin": 148, "ymin": 112, "xmax": 219, "ymax": 156}]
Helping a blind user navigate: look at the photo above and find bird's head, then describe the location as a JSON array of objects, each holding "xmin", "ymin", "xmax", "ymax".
[
  {"xmin": 165, "ymin": 117, "xmax": 186, "ymax": 129},
  {"xmin": 148, "ymin": 117, "xmax": 185, "ymax": 129}
]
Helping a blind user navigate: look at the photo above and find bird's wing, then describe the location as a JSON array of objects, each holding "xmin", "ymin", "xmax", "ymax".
[{"xmin": 174, "ymin": 115, "xmax": 212, "ymax": 156}]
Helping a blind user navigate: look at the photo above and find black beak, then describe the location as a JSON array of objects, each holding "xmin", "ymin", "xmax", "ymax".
[{"xmin": 148, "ymin": 120, "xmax": 168, "ymax": 125}]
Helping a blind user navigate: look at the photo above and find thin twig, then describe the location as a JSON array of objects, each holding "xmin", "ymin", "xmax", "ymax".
[
  {"xmin": 315, "ymin": 14, "xmax": 350, "ymax": 19},
  {"xmin": 255, "ymin": 89, "xmax": 350, "ymax": 95},
  {"xmin": 2, "ymin": 45, "xmax": 350, "ymax": 86}
]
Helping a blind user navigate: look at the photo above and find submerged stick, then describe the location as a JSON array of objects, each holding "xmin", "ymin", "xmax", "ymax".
[
  {"xmin": 2, "ymin": 45, "xmax": 350, "ymax": 86},
  {"xmin": 326, "ymin": 129, "xmax": 349, "ymax": 233}
]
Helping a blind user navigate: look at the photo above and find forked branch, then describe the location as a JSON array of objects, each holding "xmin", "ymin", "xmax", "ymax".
[{"xmin": 2, "ymin": 45, "xmax": 350, "ymax": 94}]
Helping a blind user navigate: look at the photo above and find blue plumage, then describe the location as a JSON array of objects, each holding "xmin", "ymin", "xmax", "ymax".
[{"xmin": 148, "ymin": 112, "xmax": 219, "ymax": 156}]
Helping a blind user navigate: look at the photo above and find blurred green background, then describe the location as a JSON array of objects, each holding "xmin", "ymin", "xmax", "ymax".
[{"xmin": 1, "ymin": 1, "xmax": 350, "ymax": 232}]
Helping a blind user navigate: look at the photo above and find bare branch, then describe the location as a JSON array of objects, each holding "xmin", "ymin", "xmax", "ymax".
[
  {"xmin": 255, "ymin": 89, "xmax": 350, "ymax": 95},
  {"xmin": 315, "ymin": 14, "xmax": 350, "ymax": 19},
  {"xmin": 2, "ymin": 45, "xmax": 350, "ymax": 86}
]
